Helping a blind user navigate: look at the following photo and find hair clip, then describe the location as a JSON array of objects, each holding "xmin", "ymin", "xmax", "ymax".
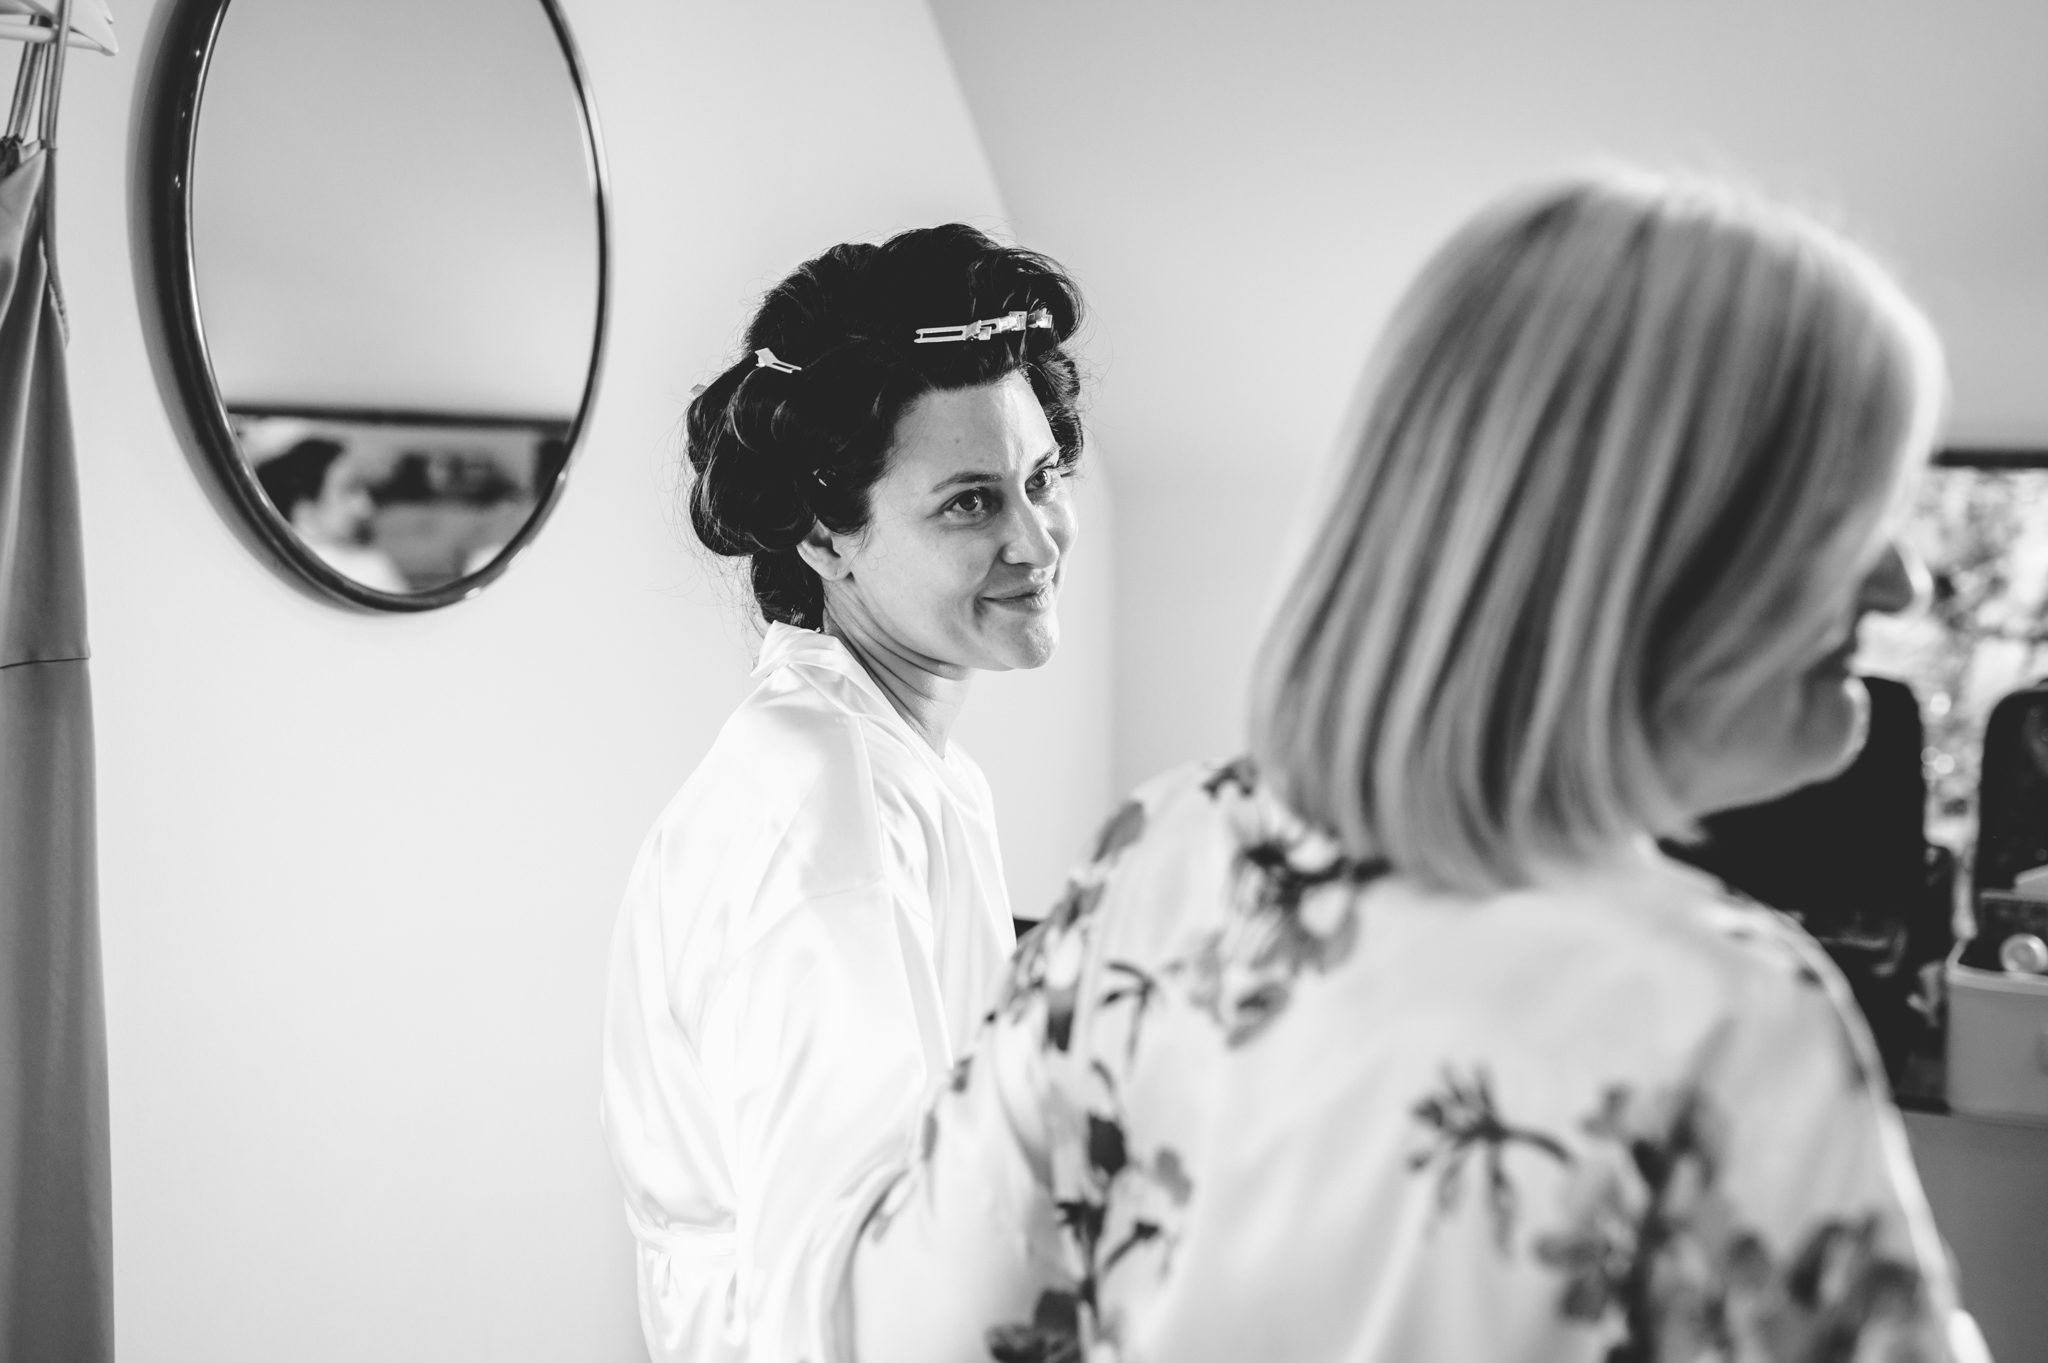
[
  {"xmin": 913, "ymin": 307, "xmax": 1054, "ymax": 345},
  {"xmin": 754, "ymin": 347, "xmax": 802, "ymax": 374}
]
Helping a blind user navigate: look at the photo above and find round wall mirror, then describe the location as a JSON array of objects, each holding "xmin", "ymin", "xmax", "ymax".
[{"xmin": 138, "ymin": 0, "xmax": 608, "ymax": 610}]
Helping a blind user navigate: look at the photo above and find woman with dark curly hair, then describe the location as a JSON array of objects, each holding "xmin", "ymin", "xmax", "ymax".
[{"xmin": 599, "ymin": 224, "xmax": 1087, "ymax": 1363}]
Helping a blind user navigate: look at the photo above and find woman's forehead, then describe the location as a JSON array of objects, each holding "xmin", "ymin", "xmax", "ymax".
[{"xmin": 886, "ymin": 372, "xmax": 1054, "ymax": 486}]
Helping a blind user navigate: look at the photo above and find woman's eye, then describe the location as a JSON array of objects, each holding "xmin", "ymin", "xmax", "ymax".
[
  {"xmin": 949, "ymin": 490, "xmax": 993, "ymax": 517},
  {"xmin": 1028, "ymin": 462, "xmax": 1068, "ymax": 495}
]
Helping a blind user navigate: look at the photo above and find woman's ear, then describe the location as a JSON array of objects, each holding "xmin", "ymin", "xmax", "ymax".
[{"xmin": 795, "ymin": 521, "xmax": 855, "ymax": 582}]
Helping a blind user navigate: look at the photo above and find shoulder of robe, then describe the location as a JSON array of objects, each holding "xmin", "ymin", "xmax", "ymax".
[
  {"xmin": 1039, "ymin": 760, "xmax": 1249, "ymax": 957},
  {"xmin": 1500, "ymin": 851, "xmax": 1868, "ymax": 1072},
  {"xmin": 1672, "ymin": 872, "xmax": 1876, "ymax": 1067},
  {"xmin": 1625, "ymin": 855, "xmax": 1850, "ymax": 1006},
  {"xmin": 640, "ymin": 692, "xmax": 901, "ymax": 952}
]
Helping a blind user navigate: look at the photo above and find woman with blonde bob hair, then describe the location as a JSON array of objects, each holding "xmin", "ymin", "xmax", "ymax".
[
  {"xmin": 769, "ymin": 170, "xmax": 1987, "ymax": 1363},
  {"xmin": 1254, "ymin": 167, "xmax": 1940, "ymax": 893}
]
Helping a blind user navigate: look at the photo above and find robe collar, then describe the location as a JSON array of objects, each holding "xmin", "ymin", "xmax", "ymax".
[{"xmin": 753, "ymin": 621, "xmax": 960, "ymax": 765}]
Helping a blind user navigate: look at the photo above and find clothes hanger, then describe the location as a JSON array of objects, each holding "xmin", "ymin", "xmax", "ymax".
[
  {"xmin": 0, "ymin": 0, "xmax": 77, "ymax": 319},
  {"xmin": 5, "ymin": 0, "xmax": 73, "ymax": 153},
  {"xmin": 0, "ymin": 0, "xmax": 112, "ymax": 57}
]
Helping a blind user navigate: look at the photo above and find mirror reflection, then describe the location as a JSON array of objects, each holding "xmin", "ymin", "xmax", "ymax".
[
  {"xmin": 240, "ymin": 412, "xmax": 568, "ymax": 594},
  {"xmin": 188, "ymin": 0, "xmax": 602, "ymax": 601}
]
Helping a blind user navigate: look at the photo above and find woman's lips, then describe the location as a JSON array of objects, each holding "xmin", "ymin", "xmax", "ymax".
[{"xmin": 986, "ymin": 582, "xmax": 1056, "ymax": 611}]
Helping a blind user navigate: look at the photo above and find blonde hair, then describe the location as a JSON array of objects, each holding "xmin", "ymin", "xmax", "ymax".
[{"xmin": 1249, "ymin": 168, "xmax": 1945, "ymax": 894}]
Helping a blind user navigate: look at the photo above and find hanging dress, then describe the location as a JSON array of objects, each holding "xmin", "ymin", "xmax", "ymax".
[{"xmin": 600, "ymin": 622, "xmax": 1016, "ymax": 1363}]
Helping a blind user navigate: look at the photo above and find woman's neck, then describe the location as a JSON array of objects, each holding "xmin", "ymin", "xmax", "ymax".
[{"xmin": 819, "ymin": 603, "xmax": 970, "ymax": 755}]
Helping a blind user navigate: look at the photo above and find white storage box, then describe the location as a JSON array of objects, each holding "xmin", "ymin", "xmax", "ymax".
[{"xmin": 1946, "ymin": 952, "xmax": 2048, "ymax": 1124}]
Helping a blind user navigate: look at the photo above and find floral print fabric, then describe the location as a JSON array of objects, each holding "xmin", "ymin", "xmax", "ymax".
[{"xmin": 828, "ymin": 761, "xmax": 1968, "ymax": 1363}]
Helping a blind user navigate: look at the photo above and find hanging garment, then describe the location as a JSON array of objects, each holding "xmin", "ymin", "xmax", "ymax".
[
  {"xmin": 601, "ymin": 622, "xmax": 1017, "ymax": 1363},
  {"xmin": 797, "ymin": 760, "xmax": 1978, "ymax": 1363},
  {"xmin": 0, "ymin": 143, "xmax": 113, "ymax": 1362}
]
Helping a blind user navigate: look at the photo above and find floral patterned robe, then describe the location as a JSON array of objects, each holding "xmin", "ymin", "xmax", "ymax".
[{"xmin": 785, "ymin": 759, "xmax": 1981, "ymax": 1363}]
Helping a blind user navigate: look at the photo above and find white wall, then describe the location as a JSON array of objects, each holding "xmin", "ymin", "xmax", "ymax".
[
  {"xmin": 192, "ymin": 0, "xmax": 598, "ymax": 412},
  {"xmin": 1108, "ymin": 480, "xmax": 1296, "ymax": 792},
  {"xmin": 931, "ymin": 0, "xmax": 2048, "ymax": 794},
  {"xmin": 70, "ymin": 2, "xmax": 1112, "ymax": 1359}
]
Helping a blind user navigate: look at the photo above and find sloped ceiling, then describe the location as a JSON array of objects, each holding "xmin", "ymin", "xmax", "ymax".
[{"xmin": 932, "ymin": 0, "xmax": 2048, "ymax": 482}]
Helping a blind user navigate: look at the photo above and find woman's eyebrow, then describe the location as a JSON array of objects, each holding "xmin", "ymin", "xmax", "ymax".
[
  {"xmin": 929, "ymin": 470, "xmax": 1000, "ymax": 494},
  {"xmin": 927, "ymin": 450, "xmax": 1059, "ymax": 495}
]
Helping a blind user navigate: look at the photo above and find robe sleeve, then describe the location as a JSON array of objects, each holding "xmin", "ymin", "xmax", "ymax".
[
  {"xmin": 756, "ymin": 986, "xmax": 1061, "ymax": 1363},
  {"xmin": 1699, "ymin": 930, "xmax": 1987, "ymax": 1362},
  {"xmin": 698, "ymin": 874, "xmax": 943, "ymax": 1360}
]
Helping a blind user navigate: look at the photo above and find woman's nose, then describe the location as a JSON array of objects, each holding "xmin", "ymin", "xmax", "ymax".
[
  {"xmin": 1002, "ymin": 499, "xmax": 1062, "ymax": 568},
  {"xmin": 1856, "ymin": 541, "xmax": 1927, "ymax": 617}
]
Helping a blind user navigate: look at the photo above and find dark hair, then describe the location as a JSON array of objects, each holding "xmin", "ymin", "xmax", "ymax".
[
  {"xmin": 255, "ymin": 437, "xmax": 346, "ymax": 519},
  {"xmin": 686, "ymin": 223, "xmax": 1086, "ymax": 628}
]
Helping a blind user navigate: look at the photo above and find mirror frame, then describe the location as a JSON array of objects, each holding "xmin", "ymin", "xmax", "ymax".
[{"xmin": 133, "ymin": 0, "xmax": 611, "ymax": 612}]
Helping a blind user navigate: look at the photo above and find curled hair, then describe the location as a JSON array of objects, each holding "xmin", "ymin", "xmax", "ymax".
[
  {"xmin": 1250, "ymin": 168, "xmax": 1944, "ymax": 894},
  {"xmin": 686, "ymin": 224, "xmax": 1086, "ymax": 628},
  {"xmin": 256, "ymin": 437, "xmax": 346, "ymax": 519}
]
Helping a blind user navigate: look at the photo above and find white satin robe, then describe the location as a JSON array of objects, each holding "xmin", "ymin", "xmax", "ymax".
[{"xmin": 600, "ymin": 623, "xmax": 1016, "ymax": 1363}]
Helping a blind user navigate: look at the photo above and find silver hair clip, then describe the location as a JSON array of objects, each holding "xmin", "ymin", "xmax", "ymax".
[
  {"xmin": 754, "ymin": 347, "xmax": 802, "ymax": 374},
  {"xmin": 913, "ymin": 307, "xmax": 1054, "ymax": 345}
]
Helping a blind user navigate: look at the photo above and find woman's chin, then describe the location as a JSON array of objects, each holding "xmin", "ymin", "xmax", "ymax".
[
  {"xmin": 1678, "ymin": 673, "xmax": 1870, "ymax": 817},
  {"xmin": 974, "ymin": 613, "xmax": 1061, "ymax": 672},
  {"xmin": 1805, "ymin": 665, "xmax": 1870, "ymax": 759}
]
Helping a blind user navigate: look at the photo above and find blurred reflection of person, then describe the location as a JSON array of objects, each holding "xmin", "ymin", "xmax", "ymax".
[
  {"xmin": 254, "ymin": 437, "xmax": 408, "ymax": 594},
  {"xmin": 370, "ymin": 448, "xmax": 526, "ymax": 582}
]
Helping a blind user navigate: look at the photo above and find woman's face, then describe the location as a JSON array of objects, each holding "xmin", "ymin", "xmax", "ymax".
[
  {"xmin": 1673, "ymin": 540, "xmax": 1925, "ymax": 816},
  {"xmin": 817, "ymin": 371, "xmax": 1076, "ymax": 674}
]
